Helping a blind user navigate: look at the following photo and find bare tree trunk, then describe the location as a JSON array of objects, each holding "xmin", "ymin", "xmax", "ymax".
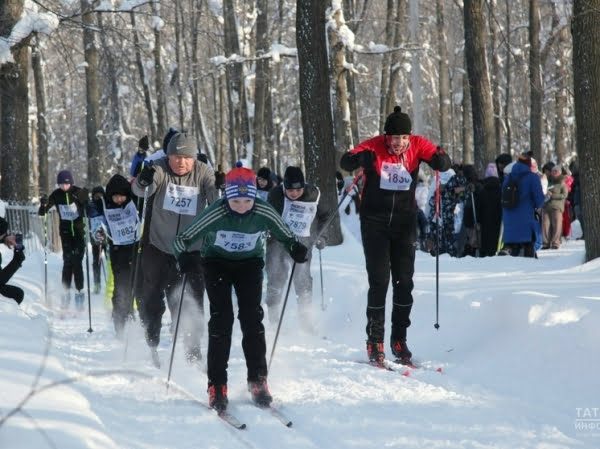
[
  {"xmin": 253, "ymin": 0, "xmax": 270, "ymax": 169},
  {"xmin": 572, "ymin": 0, "xmax": 600, "ymax": 262},
  {"xmin": 151, "ymin": 0, "xmax": 167, "ymax": 138},
  {"xmin": 130, "ymin": 10, "xmax": 156, "ymax": 141},
  {"xmin": 82, "ymin": 0, "xmax": 101, "ymax": 187},
  {"xmin": 173, "ymin": 0, "xmax": 185, "ymax": 130},
  {"xmin": 329, "ymin": 5, "xmax": 353, "ymax": 160},
  {"xmin": 97, "ymin": 12, "xmax": 124, "ymax": 176},
  {"xmin": 0, "ymin": 14, "xmax": 29, "ymax": 201},
  {"xmin": 528, "ymin": 0, "xmax": 542, "ymax": 163},
  {"xmin": 223, "ymin": 0, "xmax": 250, "ymax": 159},
  {"xmin": 384, "ymin": 1, "xmax": 406, "ymax": 119},
  {"xmin": 297, "ymin": 0, "xmax": 341, "ymax": 244},
  {"xmin": 552, "ymin": 3, "xmax": 568, "ymax": 165},
  {"xmin": 461, "ymin": 65, "xmax": 472, "ymax": 164},
  {"xmin": 503, "ymin": 0, "xmax": 512, "ymax": 155},
  {"xmin": 32, "ymin": 34, "xmax": 49, "ymax": 195},
  {"xmin": 379, "ymin": 0, "xmax": 394, "ymax": 129},
  {"xmin": 488, "ymin": 1, "xmax": 502, "ymax": 157},
  {"xmin": 463, "ymin": 0, "xmax": 495, "ymax": 175},
  {"xmin": 436, "ymin": 0, "xmax": 451, "ymax": 153}
]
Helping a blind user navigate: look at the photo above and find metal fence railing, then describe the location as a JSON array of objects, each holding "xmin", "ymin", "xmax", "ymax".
[{"xmin": 0, "ymin": 200, "xmax": 61, "ymax": 255}]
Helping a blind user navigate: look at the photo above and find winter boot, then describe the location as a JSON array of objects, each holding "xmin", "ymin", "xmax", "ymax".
[
  {"xmin": 74, "ymin": 291, "xmax": 85, "ymax": 310},
  {"xmin": 208, "ymin": 384, "xmax": 228, "ymax": 412},
  {"xmin": 366, "ymin": 341, "xmax": 385, "ymax": 363},
  {"xmin": 248, "ymin": 378, "xmax": 273, "ymax": 408},
  {"xmin": 391, "ymin": 339, "xmax": 412, "ymax": 362}
]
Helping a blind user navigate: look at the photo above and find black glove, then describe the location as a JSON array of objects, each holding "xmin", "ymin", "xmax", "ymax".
[
  {"xmin": 357, "ymin": 151, "xmax": 376, "ymax": 168},
  {"xmin": 315, "ymin": 237, "xmax": 327, "ymax": 250},
  {"xmin": 13, "ymin": 248, "xmax": 25, "ymax": 265},
  {"xmin": 177, "ymin": 252, "xmax": 197, "ymax": 274},
  {"xmin": 76, "ymin": 188, "xmax": 89, "ymax": 203},
  {"xmin": 40, "ymin": 194, "xmax": 49, "ymax": 206},
  {"xmin": 214, "ymin": 171, "xmax": 226, "ymax": 190},
  {"xmin": 138, "ymin": 164, "xmax": 156, "ymax": 187},
  {"xmin": 290, "ymin": 242, "xmax": 309, "ymax": 263},
  {"xmin": 430, "ymin": 146, "xmax": 452, "ymax": 171}
]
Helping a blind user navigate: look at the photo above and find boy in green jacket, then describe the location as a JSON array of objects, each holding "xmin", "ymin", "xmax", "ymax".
[{"xmin": 173, "ymin": 162, "xmax": 308, "ymax": 412}]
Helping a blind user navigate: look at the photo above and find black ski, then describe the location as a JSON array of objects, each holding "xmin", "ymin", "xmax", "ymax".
[
  {"xmin": 217, "ymin": 410, "xmax": 247, "ymax": 429},
  {"xmin": 252, "ymin": 403, "xmax": 293, "ymax": 427}
]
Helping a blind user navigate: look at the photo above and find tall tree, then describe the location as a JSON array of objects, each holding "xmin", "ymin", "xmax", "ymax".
[
  {"xmin": 296, "ymin": 0, "xmax": 341, "ymax": 244},
  {"xmin": 436, "ymin": 0, "xmax": 451, "ymax": 153},
  {"xmin": 0, "ymin": 0, "xmax": 30, "ymax": 200},
  {"xmin": 528, "ymin": 0, "xmax": 542, "ymax": 163},
  {"xmin": 151, "ymin": 0, "xmax": 167, "ymax": 138},
  {"xmin": 32, "ymin": 34, "xmax": 49, "ymax": 195},
  {"xmin": 82, "ymin": 0, "xmax": 101, "ymax": 187},
  {"xmin": 572, "ymin": 0, "xmax": 600, "ymax": 262},
  {"xmin": 253, "ymin": 0, "xmax": 270, "ymax": 169},
  {"xmin": 463, "ymin": 0, "xmax": 495, "ymax": 175}
]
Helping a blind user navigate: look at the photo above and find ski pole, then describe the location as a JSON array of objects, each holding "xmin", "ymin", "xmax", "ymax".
[
  {"xmin": 434, "ymin": 171, "xmax": 440, "ymax": 330},
  {"xmin": 43, "ymin": 214, "xmax": 48, "ymax": 306},
  {"xmin": 318, "ymin": 248, "xmax": 325, "ymax": 311},
  {"xmin": 83, "ymin": 207, "xmax": 93, "ymax": 333},
  {"xmin": 268, "ymin": 262, "xmax": 296, "ymax": 371},
  {"xmin": 313, "ymin": 169, "xmax": 364, "ymax": 244},
  {"xmin": 166, "ymin": 273, "xmax": 188, "ymax": 392}
]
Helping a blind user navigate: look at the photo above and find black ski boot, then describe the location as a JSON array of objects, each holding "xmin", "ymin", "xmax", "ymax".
[
  {"xmin": 248, "ymin": 378, "xmax": 273, "ymax": 408},
  {"xmin": 208, "ymin": 384, "xmax": 228, "ymax": 412},
  {"xmin": 391, "ymin": 339, "xmax": 412, "ymax": 363},
  {"xmin": 366, "ymin": 341, "xmax": 385, "ymax": 364}
]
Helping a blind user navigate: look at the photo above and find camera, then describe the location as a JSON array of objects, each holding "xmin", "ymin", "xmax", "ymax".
[{"xmin": 15, "ymin": 233, "xmax": 24, "ymax": 250}]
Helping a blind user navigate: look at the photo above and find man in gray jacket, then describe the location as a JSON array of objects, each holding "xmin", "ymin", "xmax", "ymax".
[{"xmin": 132, "ymin": 132, "xmax": 219, "ymax": 367}]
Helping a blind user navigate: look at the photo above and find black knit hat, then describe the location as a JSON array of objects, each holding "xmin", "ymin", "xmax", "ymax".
[
  {"xmin": 283, "ymin": 166, "xmax": 305, "ymax": 189},
  {"xmin": 257, "ymin": 167, "xmax": 271, "ymax": 180},
  {"xmin": 384, "ymin": 106, "xmax": 412, "ymax": 135},
  {"xmin": 138, "ymin": 135, "xmax": 149, "ymax": 151}
]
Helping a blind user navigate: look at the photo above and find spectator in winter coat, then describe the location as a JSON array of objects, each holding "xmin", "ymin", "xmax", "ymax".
[
  {"xmin": 131, "ymin": 132, "xmax": 219, "ymax": 367},
  {"xmin": 476, "ymin": 163, "xmax": 502, "ymax": 257},
  {"xmin": 265, "ymin": 166, "xmax": 330, "ymax": 332},
  {"xmin": 172, "ymin": 162, "xmax": 308, "ymax": 412},
  {"xmin": 38, "ymin": 170, "xmax": 89, "ymax": 310},
  {"xmin": 0, "ymin": 217, "xmax": 25, "ymax": 305},
  {"xmin": 541, "ymin": 165, "xmax": 568, "ymax": 249},
  {"xmin": 425, "ymin": 168, "xmax": 456, "ymax": 256},
  {"xmin": 495, "ymin": 153, "xmax": 512, "ymax": 184},
  {"xmin": 101, "ymin": 174, "xmax": 140, "ymax": 338},
  {"xmin": 340, "ymin": 106, "xmax": 451, "ymax": 364},
  {"xmin": 501, "ymin": 153, "xmax": 545, "ymax": 257}
]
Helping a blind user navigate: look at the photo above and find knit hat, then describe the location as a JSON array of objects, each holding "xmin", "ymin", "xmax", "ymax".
[
  {"xmin": 518, "ymin": 152, "xmax": 532, "ymax": 166},
  {"xmin": 167, "ymin": 132, "xmax": 198, "ymax": 158},
  {"xmin": 57, "ymin": 170, "xmax": 74, "ymax": 185},
  {"xmin": 283, "ymin": 166, "xmax": 305, "ymax": 189},
  {"xmin": 138, "ymin": 135, "xmax": 149, "ymax": 151},
  {"xmin": 257, "ymin": 167, "xmax": 271, "ymax": 180},
  {"xmin": 384, "ymin": 106, "xmax": 412, "ymax": 135},
  {"xmin": 225, "ymin": 162, "xmax": 257, "ymax": 199},
  {"xmin": 162, "ymin": 127, "xmax": 178, "ymax": 151},
  {"xmin": 484, "ymin": 163, "xmax": 498, "ymax": 178},
  {"xmin": 495, "ymin": 153, "xmax": 512, "ymax": 167}
]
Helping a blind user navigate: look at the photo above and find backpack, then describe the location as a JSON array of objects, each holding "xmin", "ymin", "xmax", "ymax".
[{"xmin": 501, "ymin": 172, "xmax": 528, "ymax": 210}]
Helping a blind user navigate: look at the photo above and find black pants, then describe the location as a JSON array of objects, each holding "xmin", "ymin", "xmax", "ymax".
[
  {"xmin": 203, "ymin": 257, "xmax": 267, "ymax": 386},
  {"xmin": 60, "ymin": 233, "xmax": 85, "ymax": 291},
  {"xmin": 92, "ymin": 243, "xmax": 104, "ymax": 285},
  {"xmin": 0, "ymin": 284, "xmax": 24, "ymax": 304},
  {"xmin": 139, "ymin": 244, "xmax": 205, "ymax": 348},
  {"xmin": 265, "ymin": 239, "xmax": 313, "ymax": 308},
  {"xmin": 110, "ymin": 244, "xmax": 134, "ymax": 334},
  {"xmin": 360, "ymin": 217, "xmax": 416, "ymax": 344}
]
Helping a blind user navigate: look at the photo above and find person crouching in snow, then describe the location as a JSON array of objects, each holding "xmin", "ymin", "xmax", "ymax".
[
  {"xmin": 38, "ymin": 170, "xmax": 89, "ymax": 310},
  {"xmin": 173, "ymin": 162, "xmax": 309, "ymax": 412}
]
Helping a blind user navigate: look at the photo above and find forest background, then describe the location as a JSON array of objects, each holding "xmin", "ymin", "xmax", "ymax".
[{"xmin": 0, "ymin": 0, "xmax": 599, "ymax": 258}]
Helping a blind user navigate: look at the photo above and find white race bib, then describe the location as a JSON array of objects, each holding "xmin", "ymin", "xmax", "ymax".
[
  {"xmin": 282, "ymin": 197, "xmax": 319, "ymax": 237},
  {"xmin": 256, "ymin": 189, "xmax": 269, "ymax": 201},
  {"xmin": 58, "ymin": 202, "xmax": 79, "ymax": 221},
  {"xmin": 163, "ymin": 183, "xmax": 199, "ymax": 216},
  {"xmin": 380, "ymin": 162, "xmax": 412, "ymax": 191},
  {"xmin": 214, "ymin": 231, "xmax": 262, "ymax": 252},
  {"xmin": 105, "ymin": 201, "xmax": 139, "ymax": 245},
  {"xmin": 89, "ymin": 215, "xmax": 107, "ymax": 234}
]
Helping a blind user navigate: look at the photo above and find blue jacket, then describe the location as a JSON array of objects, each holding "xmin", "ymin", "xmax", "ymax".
[{"xmin": 501, "ymin": 162, "xmax": 545, "ymax": 244}]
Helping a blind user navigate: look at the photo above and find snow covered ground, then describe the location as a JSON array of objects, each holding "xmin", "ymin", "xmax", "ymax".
[{"xmin": 1, "ymin": 213, "xmax": 599, "ymax": 449}]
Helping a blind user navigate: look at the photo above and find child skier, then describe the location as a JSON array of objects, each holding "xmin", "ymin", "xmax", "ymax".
[
  {"xmin": 173, "ymin": 162, "xmax": 308, "ymax": 412},
  {"xmin": 39, "ymin": 170, "xmax": 89, "ymax": 310}
]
